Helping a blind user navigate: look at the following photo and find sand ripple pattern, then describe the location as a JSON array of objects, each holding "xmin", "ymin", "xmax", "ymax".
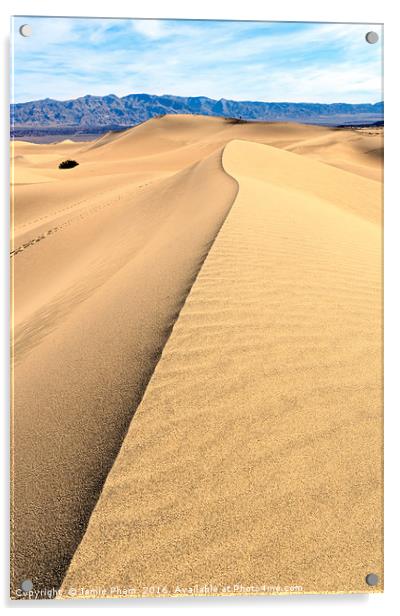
[{"xmin": 60, "ymin": 139, "xmax": 383, "ymax": 597}]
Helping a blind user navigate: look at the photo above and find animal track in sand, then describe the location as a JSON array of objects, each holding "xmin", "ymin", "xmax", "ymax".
[{"xmin": 10, "ymin": 184, "xmax": 151, "ymax": 257}]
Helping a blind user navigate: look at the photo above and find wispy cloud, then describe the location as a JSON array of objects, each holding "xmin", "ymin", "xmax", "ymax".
[
  {"xmin": 11, "ymin": 17, "xmax": 383, "ymax": 104},
  {"xmin": 131, "ymin": 19, "xmax": 169, "ymax": 40}
]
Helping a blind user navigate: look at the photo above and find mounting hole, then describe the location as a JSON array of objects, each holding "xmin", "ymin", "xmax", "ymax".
[
  {"xmin": 19, "ymin": 24, "xmax": 32, "ymax": 37},
  {"xmin": 365, "ymin": 573, "xmax": 379, "ymax": 586},
  {"xmin": 365, "ymin": 31, "xmax": 379, "ymax": 44},
  {"xmin": 21, "ymin": 578, "xmax": 33, "ymax": 592}
]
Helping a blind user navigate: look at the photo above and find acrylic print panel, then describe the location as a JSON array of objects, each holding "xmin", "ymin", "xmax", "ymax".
[{"xmin": 10, "ymin": 16, "xmax": 383, "ymax": 600}]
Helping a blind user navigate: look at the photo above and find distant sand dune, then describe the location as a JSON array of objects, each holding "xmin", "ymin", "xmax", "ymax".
[
  {"xmin": 11, "ymin": 115, "xmax": 383, "ymax": 596},
  {"xmin": 284, "ymin": 130, "xmax": 383, "ymax": 181}
]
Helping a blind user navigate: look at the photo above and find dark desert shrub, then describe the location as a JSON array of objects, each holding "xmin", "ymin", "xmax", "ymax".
[
  {"xmin": 58, "ymin": 159, "xmax": 79, "ymax": 169},
  {"xmin": 224, "ymin": 117, "xmax": 248, "ymax": 124}
]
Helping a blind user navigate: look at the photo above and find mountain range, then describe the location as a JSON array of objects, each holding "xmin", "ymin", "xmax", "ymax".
[{"xmin": 11, "ymin": 93, "xmax": 384, "ymax": 137}]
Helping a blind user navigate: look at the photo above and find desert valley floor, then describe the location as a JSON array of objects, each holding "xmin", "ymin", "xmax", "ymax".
[{"xmin": 11, "ymin": 115, "xmax": 383, "ymax": 597}]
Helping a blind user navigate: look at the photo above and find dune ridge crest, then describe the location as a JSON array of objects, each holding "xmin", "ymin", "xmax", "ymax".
[{"xmin": 59, "ymin": 137, "xmax": 382, "ymax": 596}]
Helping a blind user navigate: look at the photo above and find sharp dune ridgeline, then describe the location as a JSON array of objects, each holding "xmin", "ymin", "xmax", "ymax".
[{"xmin": 10, "ymin": 114, "xmax": 383, "ymax": 596}]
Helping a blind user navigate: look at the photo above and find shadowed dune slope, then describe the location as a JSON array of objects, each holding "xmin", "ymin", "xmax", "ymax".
[
  {"xmin": 11, "ymin": 146, "xmax": 238, "ymax": 593},
  {"xmin": 60, "ymin": 139, "xmax": 383, "ymax": 597}
]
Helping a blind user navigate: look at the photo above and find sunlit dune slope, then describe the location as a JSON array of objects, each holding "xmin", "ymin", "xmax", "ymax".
[{"xmin": 60, "ymin": 138, "xmax": 382, "ymax": 596}]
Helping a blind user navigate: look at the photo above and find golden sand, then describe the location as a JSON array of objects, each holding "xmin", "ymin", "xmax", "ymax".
[{"xmin": 11, "ymin": 116, "xmax": 383, "ymax": 596}]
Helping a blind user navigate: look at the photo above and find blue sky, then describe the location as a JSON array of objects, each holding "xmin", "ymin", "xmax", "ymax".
[{"xmin": 11, "ymin": 17, "xmax": 383, "ymax": 104}]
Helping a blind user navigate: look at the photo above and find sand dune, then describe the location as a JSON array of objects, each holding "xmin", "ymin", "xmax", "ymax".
[
  {"xmin": 60, "ymin": 138, "xmax": 383, "ymax": 597},
  {"xmin": 77, "ymin": 115, "xmax": 383, "ymax": 181},
  {"xmin": 11, "ymin": 115, "xmax": 383, "ymax": 596},
  {"xmin": 284, "ymin": 128, "xmax": 383, "ymax": 181},
  {"xmin": 11, "ymin": 136, "xmax": 238, "ymax": 593},
  {"xmin": 11, "ymin": 115, "xmax": 382, "ymax": 187}
]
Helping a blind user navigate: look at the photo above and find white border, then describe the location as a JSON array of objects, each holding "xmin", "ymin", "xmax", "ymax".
[{"xmin": 1, "ymin": 1, "xmax": 398, "ymax": 614}]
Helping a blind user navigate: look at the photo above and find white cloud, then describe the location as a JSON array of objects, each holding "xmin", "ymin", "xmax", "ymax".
[{"xmin": 131, "ymin": 19, "xmax": 167, "ymax": 40}]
